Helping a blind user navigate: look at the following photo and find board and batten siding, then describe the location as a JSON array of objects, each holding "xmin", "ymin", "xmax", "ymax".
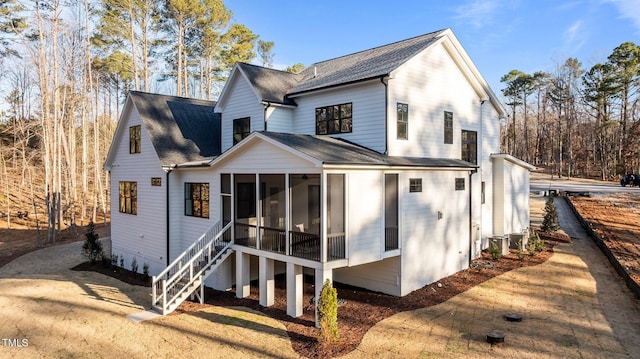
[
  {"xmin": 400, "ymin": 169, "xmax": 470, "ymax": 296},
  {"xmin": 387, "ymin": 42, "xmax": 488, "ymax": 159},
  {"xmin": 220, "ymin": 74, "xmax": 264, "ymax": 152},
  {"xmin": 109, "ymin": 106, "xmax": 168, "ymax": 276},
  {"xmin": 292, "ymin": 81, "xmax": 386, "ymax": 153}
]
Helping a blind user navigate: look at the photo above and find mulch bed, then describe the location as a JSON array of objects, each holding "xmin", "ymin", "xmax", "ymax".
[{"xmin": 74, "ymin": 232, "xmax": 568, "ymax": 358}]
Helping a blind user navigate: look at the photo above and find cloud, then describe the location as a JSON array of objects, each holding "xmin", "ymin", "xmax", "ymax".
[
  {"xmin": 606, "ymin": 0, "xmax": 640, "ymax": 32},
  {"xmin": 454, "ymin": 0, "xmax": 501, "ymax": 28},
  {"xmin": 563, "ymin": 20, "xmax": 587, "ymax": 51}
]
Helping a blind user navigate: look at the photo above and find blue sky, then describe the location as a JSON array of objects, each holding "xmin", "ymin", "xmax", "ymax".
[{"xmin": 226, "ymin": 0, "xmax": 640, "ymax": 96}]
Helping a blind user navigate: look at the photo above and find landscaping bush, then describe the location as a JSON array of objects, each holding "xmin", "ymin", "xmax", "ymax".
[
  {"xmin": 541, "ymin": 196, "xmax": 560, "ymax": 232},
  {"xmin": 317, "ymin": 279, "xmax": 339, "ymax": 343},
  {"xmin": 82, "ymin": 221, "xmax": 103, "ymax": 264}
]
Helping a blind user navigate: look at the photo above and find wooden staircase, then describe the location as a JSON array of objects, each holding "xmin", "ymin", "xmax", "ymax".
[{"xmin": 151, "ymin": 221, "xmax": 233, "ymax": 315}]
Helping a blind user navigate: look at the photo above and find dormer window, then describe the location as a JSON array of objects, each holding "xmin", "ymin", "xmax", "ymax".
[
  {"xmin": 129, "ymin": 125, "xmax": 141, "ymax": 154},
  {"xmin": 316, "ymin": 103, "xmax": 352, "ymax": 135}
]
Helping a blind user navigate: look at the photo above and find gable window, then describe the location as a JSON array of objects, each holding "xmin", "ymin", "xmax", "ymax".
[
  {"xmin": 129, "ymin": 125, "xmax": 141, "ymax": 153},
  {"xmin": 409, "ymin": 178, "xmax": 422, "ymax": 192},
  {"xmin": 185, "ymin": 182, "xmax": 209, "ymax": 218},
  {"xmin": 233, "ymin": 117, "xmax": 250, "ymax": 145},
  {"xmin": 316, "ymin": 103, "xmax": 352, "ymax": 135},
  {"xmin": 455, "ymin": 178, "xmax": 465, "ymax": 191},
  {"xmin": 461, "ymin": 130, "xmax": 477, "ymax": 165},
  {"xmin": 444, "ymin": 112, "xmax": 453, "ymax": 144},
  {"xmin": 119, "ymin": 181, "xmax": 137, "ymax": 215},
  {"xmin": 397, "ymin": 103, "xmax": 408, "ymax": 140}
]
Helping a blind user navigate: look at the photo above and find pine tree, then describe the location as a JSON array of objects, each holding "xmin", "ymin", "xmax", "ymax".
[
  {"xmin": 541, "ymin": 196, "xmax": 560, "ymax": 233},
  {"xmin": 82, "ymin": 221, "xmax": 103, "ymax": 263},
  {"xmin": 317, "ymin": 279, "xmax": 339, "ymax": 343}
]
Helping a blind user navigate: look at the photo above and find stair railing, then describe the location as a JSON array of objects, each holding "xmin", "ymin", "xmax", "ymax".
[{"xmin": 152, "ymin": 221, "xmax": 233, "ymax": 314}]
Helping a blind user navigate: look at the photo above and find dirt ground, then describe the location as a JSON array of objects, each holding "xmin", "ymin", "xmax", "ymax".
[
  {"xmin": 0, "ymin": 221, "xmax": 110, "ymax": 268},
  {"xmin": 0, "ymin": 191, "xmax": 640, "ymax": 357},
  {"xmin": 568, "ymin": 193, "xmax": 640, "ymax": 284}
]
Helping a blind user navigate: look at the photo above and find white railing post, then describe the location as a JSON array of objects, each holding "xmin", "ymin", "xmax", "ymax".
[
  {"xmin": 162, "ymin": 280, "xmax": 167, "ymax": 314},
  {"xmin": 152, "ymin": 276, "xmax": 157, "ymax": 304}
]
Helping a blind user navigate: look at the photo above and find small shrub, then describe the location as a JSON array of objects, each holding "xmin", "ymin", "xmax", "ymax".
[
  {"xmin": 111, "ymin": 254, "xmax": 119, "ymax": 269},
  {"xmin": 490, "ymin": 241, "xmax": 501, "ymax": 260},
  {"xmin": 82, "ymin": 221, "xmax": 103, "ymax": 264},
  {"xmin": 131, "ymin": 256, "xmax": 138, "ymax": 274},
  {"xmin": 528, "ymin": 232, "xmax": 545, "ymax": 255},
  {"xmin": 541, "ymin": 196, "xmax": 560, "ymax": 233},
  {"xmin": 119, "ymin": 255, "xmax": 124, "ymax": 268},
  {"xmin": 100, "ymin": 252, "xmax": 110, "ymax": 268},
  {"xmin": 143, "ymin": 262, "xmax": 150, "ymax": 280},
  {"xmin": 317, "ymin": 279, "xmax": 339, "ymax": 343},
  {"xmin": 516, "ymin": 239, "xmax": 525, "ymax": 261}
]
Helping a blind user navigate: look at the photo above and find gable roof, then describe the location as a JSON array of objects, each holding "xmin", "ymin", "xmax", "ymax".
[
  {"xmin": 104, "ymin": 91, "xmax": 221, "ymax": 169},
  {"xmin": 236, "ymin": 63, "xmax": 301, "ymax": 106},
  {"xmin": 289, "ymin": 29, "xmax": 446, "ymax": 95},
  {"xmin": 214, "ymin": 131, "xmax": 476, "ymax": 169}
]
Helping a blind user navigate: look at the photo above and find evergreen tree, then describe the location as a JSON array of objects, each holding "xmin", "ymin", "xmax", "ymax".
[
  {"xmin": 82, "ymin": 221, "xmax": 104, "ymax": 263},
  {"xmin": 541, "ymin": 196, "xmax": 560, "ymax": 233},
  {"xmin": 317, "ymin": 279, "xmax": 339, "ymax": 343}
]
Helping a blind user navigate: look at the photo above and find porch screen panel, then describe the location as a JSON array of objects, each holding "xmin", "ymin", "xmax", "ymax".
[
  {"xmin": 327, "ymin": 174, "xmax": 345, "ymax": 260},
  {"xmin": 385, "ymin": 174, "xmax": 399, "ymax": 250},
  {"xmin": 260, "ymin": 174, "xmax": 286, "ymax": 254}
]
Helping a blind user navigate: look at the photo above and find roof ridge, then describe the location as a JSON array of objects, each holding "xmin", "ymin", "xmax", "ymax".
[
  {"xmin": 129, "ymin": 90, "xmax": 217, "ymax": 106},
  {"xmin": 305, "ymin": 28, "xmax": 448, "ymax": 67},
  {"xmin": 237, "ymin": 62, "xmax": 300, "ymax": 76}
]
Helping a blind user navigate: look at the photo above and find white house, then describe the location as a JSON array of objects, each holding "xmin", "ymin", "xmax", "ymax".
[{"xmin": 104, "ymin": 28, "xmax": 534, "ymax": 319}]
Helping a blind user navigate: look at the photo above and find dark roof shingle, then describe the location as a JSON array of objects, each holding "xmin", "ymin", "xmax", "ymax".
[
  {"xmin": 237, "ymin": 63, "xmax": 301, "ymax": 106},
  {"xmin": 259, "ymin": 131, "xmax": 475, "ymax": 168},
  {"xmin": 129, "ymin": 91, "xmax": 221, "ymax": 165}
]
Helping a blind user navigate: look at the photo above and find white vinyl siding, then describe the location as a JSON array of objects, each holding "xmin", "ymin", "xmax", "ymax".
[
  {"xmin": 266, "ymin": 106, "xmax": 294, "ymax": 133},
  {"xmin": 387, "ymin": 42, "xmax": 486, "ymax": 159},
  {"xmin": 292, "ymin": 81, "xmax": 386, "ymax": 153},
  {"xmin": 334, "ymin": 257, "xmax": 401, "ymax": 296},
  {"xmin": 400, "ymin": 170, "xmax": 470, "ymax": 295},
  {"xmin": 220, "ymin": 75, "xmax": 264, "ymax": 151},
  {"xmin": 492, "ymin": 156, "xmax": 531, "ymax": 237},
  {"xmin": 109, "ymin": 107, "xmax": 168, "ymax": 276}
]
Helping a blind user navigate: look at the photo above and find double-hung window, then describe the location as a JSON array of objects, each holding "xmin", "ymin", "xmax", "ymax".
[
  {"xmin": 119, "ymin": 181, "xmax": 137, "ymax": 214},
  {"xmin": 233, "ymin": 118, "xmax": 250, "ymax": 145},
  {"xmin": 461, "ymin": 130, "xmax": 477, "ymax": 165},
  {"xmin": 129, "ymin": 125, "xmax": 141, "ymax": 153},
  {"xmin": 185, "ymin": 183, "xmax": 209, "ymax": 218},
  {"xmin": 397, "ymin": 103, "xmax": 408, "ymax": 140}
]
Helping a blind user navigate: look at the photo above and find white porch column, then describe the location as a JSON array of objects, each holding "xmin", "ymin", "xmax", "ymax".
[
  {"xmin": 236, "ymin": 251, "xmax": 250, "ymax": 298},
  {"xmin": 286, "ymin": 262, "xmax": 303, "ymax": 317},
  {"xmin": 314, "ymin": 267, "xmax": 333, "ymax": 327},
  {"xmin": 259, "ymin": 256, "xmax": 275, "ymax": 307}
]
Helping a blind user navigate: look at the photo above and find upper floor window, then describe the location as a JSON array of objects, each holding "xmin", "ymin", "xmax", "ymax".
[
  {"xmin": 316, "ymin": 103, "xmax": 352, "ymax": 135},
  {"xmin": 129, "ymin": 125, "xmax": 141, "ymax": 153},
  {"xmin": 233, "ymin": 117, "xmax": 250, "ymax": 145},
  {"xmin": 119, "ymin": 181, "xmax": 137, "ymax": 215},
  {"xmin": 461, "ymin": 130, "xmax": 477, "ymax": 165},
  {"xmin": 444, "ymin": 112, "xmax": 453, "ymax": 144},
  {"xmin": 185, "ymin": 182, "xmax": 209, "ymax": 218},
  {"xmin": 409, "ymin": 178, "xmax": 422, "ymax": 192},
  {"xmin": 397, "ymin": 103, "xmax": 408, "ymax": 140}
]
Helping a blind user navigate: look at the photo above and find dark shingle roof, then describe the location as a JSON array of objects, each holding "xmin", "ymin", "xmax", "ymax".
[
  {"xmin": 288, "ymin": 29, "xmax": 447, "ymax": 95},
  {"xmin": 236, "ymin": 63, "xmax": 301, "ymax": 106},
  {"xmin": 129, "ymin": 91, "xmax": 221, "ymax": 165},
  {"xmin": 259, "ymin": 131, "xmax": 475, "ymax": 168}
]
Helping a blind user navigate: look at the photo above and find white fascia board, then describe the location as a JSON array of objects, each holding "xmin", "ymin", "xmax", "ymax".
[{"xmin": 491, "ymin": 153, "xmax": 537, "ymax": 171}]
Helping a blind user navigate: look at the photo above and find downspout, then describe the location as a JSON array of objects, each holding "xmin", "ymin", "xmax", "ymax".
[
  {"xmin": 469, "ymin": 168, "xmax": 477, "ymax": 267},
  {"xmin": 162, "ymin": 164, "xmax": 176, "ymax": 265},
  {"xmin": 263, "ymin": 102, "xmax": 271, "ymax": 131},
  {"xmin": 381, "ymin": 76, "xmax": 389, "ymax": 155}
]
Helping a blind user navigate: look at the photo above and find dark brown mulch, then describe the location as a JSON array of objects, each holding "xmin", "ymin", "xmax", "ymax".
[
  {"xmin": 71, "ymin": 261, "xmax": 152, "ymax": 287},
  {"xmin": 76, "ymin": 233, "xmax": 565, "ymax": 359}
]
